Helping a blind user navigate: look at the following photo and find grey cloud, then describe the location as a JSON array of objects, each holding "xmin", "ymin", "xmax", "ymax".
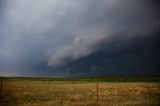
[
  {"xmin": 47, "ymin": 0, "xmax": 159, "ymax": 67},
  {"xmin": 0, "ymin": 0, "xmax": 159, "ymax": 75}
]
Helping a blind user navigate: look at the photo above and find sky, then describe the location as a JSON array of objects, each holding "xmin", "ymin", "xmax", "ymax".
[{"xmin": 0, "ymin": 0, "xmax": 160, "ymax": 77}]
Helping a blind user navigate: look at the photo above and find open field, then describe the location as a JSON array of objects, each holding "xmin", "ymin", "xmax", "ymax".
[{"xmin": 0, "ymin": 77, "xmax": 160, "ymax": 106}]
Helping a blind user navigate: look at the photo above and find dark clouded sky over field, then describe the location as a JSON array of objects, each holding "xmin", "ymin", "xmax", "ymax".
[{"xmin": 0, "ymin": 0, "xmax": 160, "ymax": 77}]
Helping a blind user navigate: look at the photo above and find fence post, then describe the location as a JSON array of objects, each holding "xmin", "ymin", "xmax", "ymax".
[
  {"xmin": 0, "ymin": 79, "xmax": 2, "ymax": 96},
  {"xmin": 96, "ymin": 81, "xmax": 99, "ymax": 105}
]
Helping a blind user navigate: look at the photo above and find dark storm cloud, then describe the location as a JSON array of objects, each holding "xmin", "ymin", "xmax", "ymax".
[
  {"xmin": 0, "ymin": 0, "xmax": 159, "ymax": 76},
  {"xmin": 48, "ymin": 0, "xmax": 160, "ymax": 67},
  {"xmin": 62, "ymin": 34, "xmax": 160, "ymax": 77}
]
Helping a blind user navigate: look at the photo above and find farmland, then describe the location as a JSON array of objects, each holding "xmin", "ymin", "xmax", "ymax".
[{"xmin": 0, "ymin": 77, "xmax": 160, "ymax": 106}]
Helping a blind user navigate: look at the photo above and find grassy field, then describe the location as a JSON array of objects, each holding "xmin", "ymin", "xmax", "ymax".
[{"xmin": 0, "ymin": 77, "xmax": 160, "ymax": 106}]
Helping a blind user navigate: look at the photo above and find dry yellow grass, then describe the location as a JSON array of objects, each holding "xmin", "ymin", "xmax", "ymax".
[{"xmin": 1, "ymin": 80, "xmax": 160, "ymax": 106}]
